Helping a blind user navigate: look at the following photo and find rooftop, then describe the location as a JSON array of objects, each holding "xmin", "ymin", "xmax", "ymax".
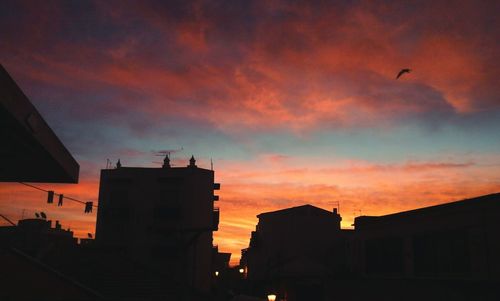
[
  {"xmin": 257, "ymin": 204, "xmax": 335, "ymax": 218},
  {"xmin": 0, "ymin": 64, "xmax": 79, "ymax": 183},
  {"xmin": 355, "ymin": 192, "xmax": 500, "ymax": 225}
]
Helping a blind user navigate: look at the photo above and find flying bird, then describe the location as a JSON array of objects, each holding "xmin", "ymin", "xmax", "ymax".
[
  {"xmin": 35, "ymin": 213, "xmax": 40, "ymax": 218},
  {"xmin": 40, "ymin": 212, "xmax": 47, "ymax": 219},
  {"xmin": 396, "ymin": 68, "xmax": 411, "ymax": 79}
]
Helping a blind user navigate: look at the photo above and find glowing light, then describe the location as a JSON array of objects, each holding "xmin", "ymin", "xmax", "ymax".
[
  {"xmin": 215, "ymin": 271, "xmax": 219, "ymax": 276},
  {"xmin": 267, "ymin": 294, "xmax": 277, "ymax": 301},
  {"xmin": 239, "ymin": 268, "xmax": 244, "ymax": 273}
]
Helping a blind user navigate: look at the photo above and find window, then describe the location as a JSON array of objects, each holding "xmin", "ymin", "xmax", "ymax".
[
  {"xmin": 365, "ymin": 237, "xmax": 404, "ymax": 275},
  {"xmin": 413, "ymin": 230, "xmax": 470, "ymax": 277},
  {"xmin": 154, "ymin": 206, "xmax": 182, "ymax": 220},
  {"xmin": 157, "ymin": 177, "xmax": 183, "ymax": 188},
  {"xmin": 151, "ymin": 244, "xmax": 180, "ymax": 259},
  {"xmin": 159, "ymin": 189, "xmax": 180, "ymax": 204}
]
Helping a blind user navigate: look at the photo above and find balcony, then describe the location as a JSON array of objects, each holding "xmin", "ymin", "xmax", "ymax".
[
  {"xmin": 214, "ymin": 183, "xmax": 221, "ymax": 190},
  {"xmin": 213, "ymin": 207, "xmax": 220, "ymax": 231},
  {"xmin": 213, "ymin": 195, "xmax": 219, "ymax": 201}
]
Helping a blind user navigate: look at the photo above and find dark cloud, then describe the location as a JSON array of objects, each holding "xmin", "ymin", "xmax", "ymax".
[{"xmin": 0, "ymin": 0, "xmax": 498, "ymax": 133}]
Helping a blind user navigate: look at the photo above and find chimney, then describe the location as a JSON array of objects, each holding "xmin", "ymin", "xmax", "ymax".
[{"xmin": 332, "ymin": 208, "xmax": 342, "ymax": 230}]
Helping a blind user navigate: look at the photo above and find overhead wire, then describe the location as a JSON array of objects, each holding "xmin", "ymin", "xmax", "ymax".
[{"xmin": 18, "ymin": 182, "xmax": 97, "ymax": 208}]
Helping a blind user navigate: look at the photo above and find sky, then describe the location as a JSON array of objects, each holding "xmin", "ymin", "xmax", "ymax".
[{"xmin": 1, "ymin": 0, "xmax": 499, "ymax": 264}]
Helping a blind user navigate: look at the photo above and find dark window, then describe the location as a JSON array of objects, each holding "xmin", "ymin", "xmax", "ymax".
[
  {"xmin": 151, "ymin": 244, "xmax": 180, "ymax": 259},
  {"xmin": 102, "ymin": 207, "xmax": 131, "ymax": 222},
  {"xmin": 159, "ymin": 189, "xmax": 180, "ymax": 204},
  {"xmin": 154, "ymin": 206, "xmax": 181, "ymax": 220},
  {"xmin": 413, "ymin": 230, "xmax": 470, "ymax": 277},
  {"xmin": 365, "ymin": 237, "xmax": 404, "ymax": 275},
  {"xmin": 157, "ymin": 177, "xmax": 183, "ymax": 188},
  {"xmin": 108, "ymin": 189, "xmax": 129, "ymax": 207},
  {"xmin": 108, "ymin": 178, "xmax": 133, "ymax": 185}
]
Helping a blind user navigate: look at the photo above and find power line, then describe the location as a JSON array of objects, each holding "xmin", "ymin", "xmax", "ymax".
[
  {"xmin": 18, "ymin": 182, "xmax": 97, "ymax": 208},
  {"xmin": 0, "ymin": 213, "xmax": 16, "ymax": 226}
]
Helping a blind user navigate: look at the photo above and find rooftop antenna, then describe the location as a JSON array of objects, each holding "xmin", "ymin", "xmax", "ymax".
[
  {"xmin": 154, "ymin": 148, "xmax": 184, "ymax": 166},
  {"xmin": 211, "ymin": 158, "xmax": 213, "ymax": 171}
]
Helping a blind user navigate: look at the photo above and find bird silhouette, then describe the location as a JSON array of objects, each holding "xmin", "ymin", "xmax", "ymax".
[
  {"xmin": 396, "ymin": 68, "xmax": 411, "ymax": 79},
  {"xmin": 35, "ymin": 212, "xmax": 40, "ymax": 218},
  {"xmin": 40, "ymin": 212, "xmax": 47, "ymax": 219}
]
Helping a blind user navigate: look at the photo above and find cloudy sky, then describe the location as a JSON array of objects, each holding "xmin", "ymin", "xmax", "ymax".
[{"xmin": 1, "ymin": 0, "xmax": 499, "ymax": 263}]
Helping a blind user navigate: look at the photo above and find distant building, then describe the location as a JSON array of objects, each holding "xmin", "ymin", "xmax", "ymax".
[
  {"xmin": 212, "ymin": 245, "xmax": 231, "ymax": 276},
  {"xmin": 240, "ymin": 205, "xmax": 351, "ymax": 300},
  {"xmin": 95, "ymin": 155, "xmax": 220, "ymax": 293},
  {"xmin": 352, "ymin": 193, "xmax": 500, "ymax": 280},
  {"xmin": 0, "ymin": 218, "xmax": 77, "ymax": 253}
]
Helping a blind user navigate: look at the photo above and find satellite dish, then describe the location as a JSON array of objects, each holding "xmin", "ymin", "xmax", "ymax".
[
  {"xmin": 87, "ymin": 233, "xmax": 93, "ymax": 239},
  {"xmin": 35, "ymin": 213, "xmax": 40, "ymax": 218},
  {"xmin": 40, "ymin": 212, "xmax": 47, "ymax": 219}
]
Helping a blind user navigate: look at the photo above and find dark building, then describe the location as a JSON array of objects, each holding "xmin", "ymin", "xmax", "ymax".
[
  {"xmin": 352, "ymin": 193, "xmax": 500, "ymax": 281},
  {"xmin": 95, "ymin": 155, "xmax": 220, "ymax": 293},
  {"xmin": 1, "ymin": 218, "xmax": 77, "ymax": 250},
  {"xmin": 212, "ymin": 245, "xmax": 231, "ymax": 276},
  {"xmin": 240, "ymin": 205, "xmax": 351, "ymax": 300},
  {"xmin": 0, "ymin": 64, "xmax": 79, "ymax": 183},
  {"xmin": 0, "ymin": 217, "xmax": 101, "ymax": 301}
]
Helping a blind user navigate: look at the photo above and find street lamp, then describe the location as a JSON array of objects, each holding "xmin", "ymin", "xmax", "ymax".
[
  {"xmin": 267, "ymin": 294, "xmax": 277, "ymax": 301},
  {"xmin": 215, "ymin": 271, "xmax": 219, "ymax": 277},
  {"xmin": 239, "ymin": 268, "xmax": 244, "ymax": 274}
]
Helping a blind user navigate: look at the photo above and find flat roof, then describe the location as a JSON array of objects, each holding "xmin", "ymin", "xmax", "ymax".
[
  {"xmin": 355, "ymin": 192, "xmax": 500, "ymax": 226},
  {"xmin": 0, "ymin": 64, "xmax": 79, "ymax": 183}
]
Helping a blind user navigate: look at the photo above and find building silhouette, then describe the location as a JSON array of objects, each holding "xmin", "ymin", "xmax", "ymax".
[
  {"xmin": 95, "ymin": 155, "xmax": 220, "ymax": 293},
  {"xmin": 212, "ymin": 245, "xmax": 231, "ymax": 276},
  {"xmin": 240, "ymin": 205, "xmax": 351, "ymax": 300},
  {"xmin": 0, "ymin": 218, "xmax": 77, "ymax": 252},
  {"xmin": 240, "ymin": 194, "xmax": 500, "ymax": 301},
  {"xmin": 352, "ymin": 192, "xmax": 500, "ymax": 280}
]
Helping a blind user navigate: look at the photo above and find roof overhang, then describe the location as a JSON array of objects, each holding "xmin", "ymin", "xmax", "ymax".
[{"xmin": 0, "ymin": 64, "xmax": 79, "ymax": 183}]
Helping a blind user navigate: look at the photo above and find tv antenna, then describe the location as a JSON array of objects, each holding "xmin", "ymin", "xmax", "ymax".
[{"xmin": 152, "ymin": 147, "xmax": 184, "ymax": 167}]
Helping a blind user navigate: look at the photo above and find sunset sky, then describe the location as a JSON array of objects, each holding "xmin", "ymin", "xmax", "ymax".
[{"xmin": 1, "ymin": 0, "xmax": 499, "ymax": 264}]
